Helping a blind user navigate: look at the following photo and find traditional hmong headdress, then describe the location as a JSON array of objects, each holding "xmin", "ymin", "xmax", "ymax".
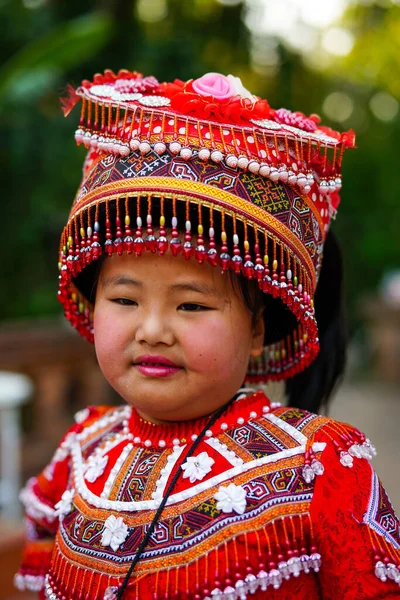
[{"xmin": 59, "ymin": 69, "xmax": 355, "ymax": 382}]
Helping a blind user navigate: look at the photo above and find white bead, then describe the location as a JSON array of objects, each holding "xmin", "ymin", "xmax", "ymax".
[
  {"xmin": 133, "ymin": 436, "xmax": 141, "ymax": 444},
  {"xmin": 90, "ymin": 133, "xmax": 98, "ymax": 148},
  {"xmin": 74, "ymin": 128, "xmax": 84, "ymax": 143},
  {"xmin": 180, "ymin": 147, "xmax": 193, "ymax": 160},
  {"xmin": 130, "ymin": 138, "xmax": 140, "ymax": 151},
  {"xmin": 144, "ymin": 439, "xmax": 152, "ymax": 447},
  {"xmin": 233, "ymin": 234, "xmax": 239, "ymax": 245},
  {"xmin": 120, "ymin": 144, "xmax": 130, "ymax": 157},
  {"xmin": 278, "ymin": 166, "xmax": 288, "ymax": 182},
  {"xmin": 269, "ymin": 167, "xmax": 280, "ymax": 182},
  {"xmin": 191, "ymin": 434, "xmax": 198, "ymax": 441},
  {"xmin": 147, "ymin": 214, "xmax": 152, "ymax": 224},
  {"xmin": 158, "ymin": 440, "xmax": 166, "ymax": 448},
  {"xmin": 237, "ymin": 417, "xmax": 244, "ymax": 425},
  {"xmin": 220, "ymin": 423, "xmax": 228, "ymax": 431},
  {"xmin": 262, "ymin": 405, "xmax": 270, "ymax": 413},
  {"xmin": 287, "ymin": 269, "xmax": 292, "ymax": 280},
  {"xmin": 185, "ymin": 220, "xmax": 191, "ymax": 232},
  {"xmin": 139, "ymin": 141, "xmax": 151, "ymax": 154},
  {"xmin": 226, "ymin": 154, "xmax": 238, "ymax": 168},
  {"xmin": 136, "ymin": 216, "xmax": 142, "ymax": 227},
  {"xmin": 211, "ymin": 149, "xmax": 223, "ymax": 163},
  {"xmin": 172, "ymin": 217, "xmax": 178, "ymax": 228},
  {"xmin": 318, "ymin": 180, "xmax": 329, "ymax": 195},
  {"xmin": 198, "ymin": 148, "xmax": 211, "ymax": 161},
  {"xmin": 209, "ymin": 227, "xmax": 215, "ymax": 238},
  {"xmin": 205, "ymin": 429, "xmax": 213, "ymax": 437},
  {"xmin": 237, "ymin": 155, "xmax": 249, "ymax": 169},
  {"xmin": 154, "ymin": 142, "xmax": 166, "ymax": 155},
  {"xmin": 170, "ymin": 141, "xmax": 182, "ymax": 154},
  {"xmin": 172, "ymin": 438, "xmax": 180, "ymax": 446},
  {"xmin": 259, "ymin": 163, "xmax": 271, "ymax": 177},
  {"xmin": 248, "ymin": 160, "xmax": 260, "ymax": 174},
  {"xmin": 297, "ymin": 174, "xmax": 307, "ymax": 188},
  {"xmin": 249, "ymin": 411, "xmax": 257, "ymax": 418}
]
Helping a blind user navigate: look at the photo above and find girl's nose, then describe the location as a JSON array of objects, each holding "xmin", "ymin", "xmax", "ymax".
[{"xmin": 134, "ymin": 311, "xmax": 174, "ymax": 347}]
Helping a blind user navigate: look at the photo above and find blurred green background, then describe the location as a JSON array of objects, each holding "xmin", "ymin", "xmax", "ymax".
[{"xmin": 1, "ymin": 0, "xmax": 400, "ymax": 332}]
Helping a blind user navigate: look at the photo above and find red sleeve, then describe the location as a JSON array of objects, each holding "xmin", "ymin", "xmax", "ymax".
[
  {"xmin": 311, "ymin": 429, "xmax": 400, "ymax": 599},
  {"xmin": 14, "ymin": 405, "xmax": 111, "ymax": 595}
]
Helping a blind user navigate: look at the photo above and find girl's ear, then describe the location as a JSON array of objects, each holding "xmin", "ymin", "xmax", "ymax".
[{"xmin": 250, "ymin": 309, "xmax": 265, "ymax": 357}]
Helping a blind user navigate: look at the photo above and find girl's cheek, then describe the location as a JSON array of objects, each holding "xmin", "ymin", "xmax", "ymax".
[
  {"xmin": 180, "ymin": 317, "xmax": 244, "ymax": 372},
  {"xmin": 94, "ymin": 305, "xmax": 128, "ymax": 357}
]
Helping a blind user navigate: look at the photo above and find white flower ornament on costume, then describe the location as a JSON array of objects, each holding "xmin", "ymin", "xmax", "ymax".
[
  {"xmin": 227, "ymin": 74, "xmax": 257, "ymax": 101},
  {"xmin": 214, "ymin": 482, "xmax": 247, "ymax": 515},
  {"xmin": 54, "ymin": 489, "xmax": 74, "ymax": 518},
  {"xmin": 181, "ymin": 451, "xmax": 215, "ymax": 483},
  {"xmin": 101, "ymin": 515, "xmax": 129, "ymax": 552},
  {"xmin": 85, "ymin": 455, "xmax": 109, "ymax": 483}
]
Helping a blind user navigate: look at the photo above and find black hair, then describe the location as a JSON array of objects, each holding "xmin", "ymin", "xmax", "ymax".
[{"xmin": 285, "ymin": 230, "xmax": 347, "ymax": 413}]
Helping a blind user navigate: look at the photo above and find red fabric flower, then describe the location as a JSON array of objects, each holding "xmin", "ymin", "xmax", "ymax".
[{"xmin": 161, "ymin": 79, "xmax": 271, "ymax": 124}]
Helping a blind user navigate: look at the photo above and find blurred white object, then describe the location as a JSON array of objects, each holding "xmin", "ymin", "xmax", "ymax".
[
  {"xmin": 381, "ymin": 270, "xmax": 400, "ymax": 307},
  {"xmin": 0, "ymin": 371, "xmax": 33, "ymax": 520}
]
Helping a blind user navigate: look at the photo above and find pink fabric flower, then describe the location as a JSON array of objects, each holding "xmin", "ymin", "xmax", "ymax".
[{"xmin": 192, "ymin": 73, "xmax": 235, "ymax": 100}]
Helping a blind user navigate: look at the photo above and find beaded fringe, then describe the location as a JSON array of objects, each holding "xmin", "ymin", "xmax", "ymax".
[
  {"xmin": 58, "ymin": 194, "xmax": 319, "ymax": 381},
  {"xmin": 73, "ymin": 94, "xmax": 345, "ymax": 196},
  {"xmin": 43, "ymin": 515, "xmax": 322, "ymax": 599}
]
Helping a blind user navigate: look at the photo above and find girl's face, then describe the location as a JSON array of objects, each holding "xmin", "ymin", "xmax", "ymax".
[{"xmin": 94, "ymin": 252, "xmax": 265, "ymax": 423}]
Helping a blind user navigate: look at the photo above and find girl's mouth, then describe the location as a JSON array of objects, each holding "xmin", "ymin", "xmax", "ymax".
[{"xmin": 133, "ymin": 355, "xmax": 182, "ymax": 378}]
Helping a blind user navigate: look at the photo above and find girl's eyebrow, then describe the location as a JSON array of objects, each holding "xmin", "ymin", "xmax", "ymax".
[
  {"xmin": 101, "ymin": 275, "xmax": 142, "ymax": 290},
  {"xmin": 171, "ymin": 281, "xmax": 218, "ymax": 296},
  {"xmin": 101, "ymin": 276, "xmax": 218, "ymax": 297}
]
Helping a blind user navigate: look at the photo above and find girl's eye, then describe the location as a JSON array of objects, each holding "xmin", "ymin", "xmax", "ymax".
[
  {"xmin": 179, "ymin": 303, "xmax": 210, "ymax": 312},
  {"xmin": 112, "ymin": 298, "xmax": 137, "ymax": 306}
]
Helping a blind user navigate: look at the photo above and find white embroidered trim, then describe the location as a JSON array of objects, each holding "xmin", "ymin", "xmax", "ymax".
[
  {"xmin": 19, "ymin": 478, "xmax": 57, "ymax": 522},
  {"xmin": 152, "ymin": 444, "xmax": 186, "ymax": 503},
  {"xmin": 43, "ymin": 432, "xmax": 75, "ymax": 481},
  {"xmin": 205, "ymin": 437, "xmax": 244, "ymax": 468},
  {"xmin": 100, "ymin": 443, "xmax": 133, "ymax": 500},
  {"xmin": 263, "ymin": 412, "xmax": 308, "ymax": 445},
  {"xmin": 85, "ymin": 454, "xmax": 109, "ymax": 483},
  {"xmin": 14, "ymin": 573, "xmax": 45, "ymax": 592},
  {"xmin": 76, "ymin": 406, "xmax": 131, "ymax": 443},
  {"xmin": 71, "ymin": 438, "xmax": 326, "ymax": 512},
  {"xmin": 203, "ymin": 553, "xmax": 322, "ymax": 599},
  {"xmin": 74, "ymin": 407, "xmax": 90, "ymax": 424},
  {"xmin": 54, "ymin": 489, "xmax": 74, "ymax": 518}
]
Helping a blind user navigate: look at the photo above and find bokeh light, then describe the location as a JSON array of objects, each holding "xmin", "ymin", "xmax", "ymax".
[
  {"xmin": 370, "ymin": 92, "xmax": 399, "ymax": 122},
  {"xmin": 323, "ymin": 91, "xmax": 354, "ymax": 122},
  {"xmin": 322, "ymin": 27, "xmax": 354, "ymax": 56}
]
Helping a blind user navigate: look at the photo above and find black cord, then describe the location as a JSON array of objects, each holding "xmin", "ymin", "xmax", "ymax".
[{"xmin": 116, "ymin": 396, "xmax": 235, "ymax": 600}]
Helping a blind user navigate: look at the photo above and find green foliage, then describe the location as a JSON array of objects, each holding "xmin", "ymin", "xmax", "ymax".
[{"xmin": 1, "ymin": 0, "xmax": 399, "ymax": 327}]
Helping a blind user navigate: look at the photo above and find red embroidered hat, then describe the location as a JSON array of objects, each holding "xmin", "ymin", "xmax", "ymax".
[{"xmin": 59, "ymin": 69, "xmax": 355, "ymax": 382}]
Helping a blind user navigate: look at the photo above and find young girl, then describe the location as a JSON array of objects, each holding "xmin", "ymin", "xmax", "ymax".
[{"xmin": 15, "ymin": 70, "xmax": 400, "ymax": 600}]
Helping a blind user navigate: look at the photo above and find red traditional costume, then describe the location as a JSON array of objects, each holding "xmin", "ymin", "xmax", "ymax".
[{"xmin": 15, "ymin": 70, "xmax": 400, "ymax": 599}]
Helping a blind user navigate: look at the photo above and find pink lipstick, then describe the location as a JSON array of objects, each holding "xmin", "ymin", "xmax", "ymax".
[{"xmin": 133, "ymin": 355, "xmax": 182, "ymax": 378}]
